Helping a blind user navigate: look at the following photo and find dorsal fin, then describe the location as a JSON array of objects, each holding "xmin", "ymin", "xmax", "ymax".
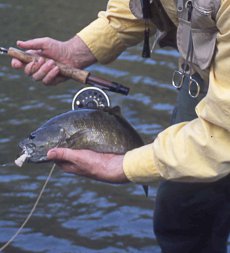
[{"xmin": 103, "ymin": 106, "xmax": 121, "ymax": 116}]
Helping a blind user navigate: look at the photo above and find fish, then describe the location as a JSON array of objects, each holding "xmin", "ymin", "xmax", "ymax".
[
  {"xmin": 17, "ymin": 106, "xmax": 144, "ymax": 163},
  {"xmin": 16, "ymin": 106, "xmax": 148, "ymax": 196}
]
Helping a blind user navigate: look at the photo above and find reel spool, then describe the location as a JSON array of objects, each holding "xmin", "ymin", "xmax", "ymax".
[{"xmin": 72, "ymin": 87, "xmax": 110, "ymax": 110}]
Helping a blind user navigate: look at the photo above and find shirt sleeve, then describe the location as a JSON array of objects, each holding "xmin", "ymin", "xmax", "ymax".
[
  {"xmin": 77, "ymin": 0, "xmax": 153, "ymax": 64},
  {"xmin": 123, "ymin": 0, "xmax": 230, "ymax": 184}
]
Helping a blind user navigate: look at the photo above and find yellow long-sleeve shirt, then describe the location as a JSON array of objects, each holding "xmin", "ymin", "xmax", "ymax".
[{"xmin": 78, "ymin": 0, "xmax": 230, "ymax": 183}]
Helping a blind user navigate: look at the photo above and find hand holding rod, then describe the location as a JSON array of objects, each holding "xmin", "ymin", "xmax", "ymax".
[{"xmin": 0, "ymin": 47, "xmax": 129, "ymax": 95}]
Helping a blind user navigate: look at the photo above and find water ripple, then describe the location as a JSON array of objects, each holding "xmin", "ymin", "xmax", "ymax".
[
  {"xmin": 0, "ymin": 3, "xmax": 12, "ymax": 9},
  {"xmin": 0, "ymin": 174, "xmax": 28, "ymax": 183}
]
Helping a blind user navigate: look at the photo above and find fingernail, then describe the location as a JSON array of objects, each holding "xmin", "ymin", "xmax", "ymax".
[
  {"xmin": 54, "ymin": 66, "xmax": 59, "ymax": 73},
  {"xmin": 17, "ymin": 40, "xmax": 23, "ymax": 46},
  {"xmin": 12, "ymin": 61, "xmax": 18, "ymax": 68},
  {"xmin": 47, "ymin": 150, "xmax": 57, "ymax": 159},
  {"xmin": 48, "ymin": 60, "xmax": 55, "ymax": 67}
]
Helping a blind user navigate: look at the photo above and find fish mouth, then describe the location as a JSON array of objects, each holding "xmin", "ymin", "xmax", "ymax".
[
  {"xmin": 16, "ymin": 142, "xmax": 47, "ymax": 166},
  {"xmin": 19, "ymin": 142, "xmax": 36, "ymax": 158},
  {"xmin": 20, "ymin": 142, "xmax": 50, "ymax": 163}
]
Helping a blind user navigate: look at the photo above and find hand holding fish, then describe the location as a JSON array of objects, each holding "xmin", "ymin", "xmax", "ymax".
[
  {"xmin": 47, "ymin": 148, "xmax": 129, "ymax": 183},
  {"xmin": 11, "ymin": 36, "xmax": 96, "ymax": 85}
]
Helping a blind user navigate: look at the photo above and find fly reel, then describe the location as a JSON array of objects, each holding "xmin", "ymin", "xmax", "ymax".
[{"xmin": 72, "ymin": 87, "xmax": 111, "ymax": 110}]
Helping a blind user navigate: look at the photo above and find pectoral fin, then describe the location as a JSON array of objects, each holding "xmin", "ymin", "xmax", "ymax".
[{"xmin": 66, "ymin": 129, "xmax": 89, "ymax": 148}]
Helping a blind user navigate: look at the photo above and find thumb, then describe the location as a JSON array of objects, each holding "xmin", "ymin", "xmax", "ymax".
[
  {"xmin": 17, "ymin": 38, "xmax": 50, "ymax": 51},
  {"xmin": 47, "ymin": 148, "xmax": 74, "ymax": 161}
]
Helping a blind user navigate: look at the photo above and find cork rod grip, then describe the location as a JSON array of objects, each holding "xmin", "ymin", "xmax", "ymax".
[{"xmin": 8, "ymin": 47, "xmax": 89, "ymax": 84}]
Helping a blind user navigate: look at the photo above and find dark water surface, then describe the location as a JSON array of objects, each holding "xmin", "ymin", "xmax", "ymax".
[{"xmin": 0, "ymin": 1, "xmax": 180, "ymax": 252}]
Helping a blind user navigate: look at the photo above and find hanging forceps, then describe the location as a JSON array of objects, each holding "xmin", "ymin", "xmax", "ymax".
[
  {"xmin": 172, "ymin": 69, "xmax": 200, "ymax": 98},
  {"xmin": 172, "ymin": 1, "xmax": 200, "ymax": 98},
  {"xmin": 172, "ymin": 37, "xmax": 200, "ymax": 98}
]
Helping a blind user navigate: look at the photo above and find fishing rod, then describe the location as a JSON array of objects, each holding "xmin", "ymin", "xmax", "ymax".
[{"xmin": 0, "ymin": 47, "xmax": 129, "ymax": 95}]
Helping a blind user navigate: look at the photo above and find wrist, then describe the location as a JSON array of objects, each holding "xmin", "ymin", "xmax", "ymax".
[
  {"xmin": 63, "ymin": 36, "xmax": 97, "ymax": 69},
  {"xmin": 101, "ymin": 155, "xmax": 130, "ymax": 184}
]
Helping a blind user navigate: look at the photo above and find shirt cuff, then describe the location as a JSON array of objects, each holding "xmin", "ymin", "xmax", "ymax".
[
  {"xmin": 123, "ymin": 143, "xmax": 161, "ymax": 183},
  {"xmin": 77, "ymin": 16, "xmax": 126, "ymax": 64}
]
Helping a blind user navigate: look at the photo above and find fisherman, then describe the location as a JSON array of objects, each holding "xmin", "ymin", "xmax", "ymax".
[{"xmin": 11, "ymin": 0, "xmax": 230, "ymax": 252}]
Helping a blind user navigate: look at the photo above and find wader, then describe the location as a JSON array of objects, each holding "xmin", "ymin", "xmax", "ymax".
[{"xmin": 130, "ymin": 0, "xmax": 230, "ymax": 252}]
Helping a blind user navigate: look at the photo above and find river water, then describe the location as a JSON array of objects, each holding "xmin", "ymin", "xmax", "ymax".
[{"xmin": 0, "ymin": 1, "xmax": 186, "ymax": 252}]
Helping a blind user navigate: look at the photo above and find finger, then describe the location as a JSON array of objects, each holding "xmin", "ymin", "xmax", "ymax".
[
  {"xmin": 42, "ymin": 66, "xmax": 60, "ymax": 85},
  {"xmin": 24, "ymin": 57, "xmax": 45, "ymax": 76},
  {"xmin": 47, "ymin": 148, "xmax": 77, "ymax": 161},
  {"xmin": 17, "ymin": 38, "xmax": 50, "ymax": 51},
  {"xmin": 11, "ymin": 58, "xmax": 25, "ymax": 69},
  {"xmin": 32, "ymin": 59, "xmax": 56, "ymax": 81},
  {"xmin": 12, "ymin": 49, "xmax": 43, "ymax": 70}
]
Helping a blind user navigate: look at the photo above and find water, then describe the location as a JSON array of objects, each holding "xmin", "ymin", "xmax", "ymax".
[{"xmin": 0, "ymin": 1, "xmax": 180, "ymax": 252}]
